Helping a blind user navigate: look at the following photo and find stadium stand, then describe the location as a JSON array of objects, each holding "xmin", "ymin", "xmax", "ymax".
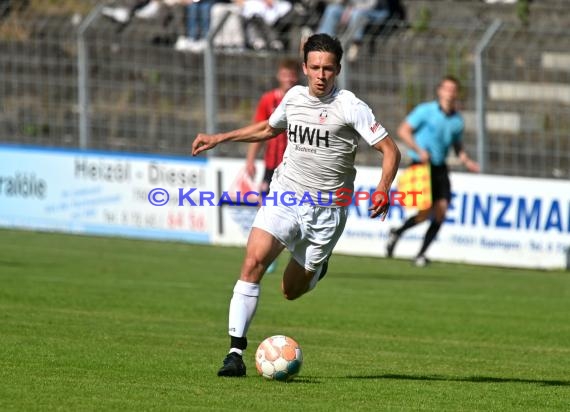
[{"xmin": 0, "ymin": 0, "xmax": 568, "ymax": 178}]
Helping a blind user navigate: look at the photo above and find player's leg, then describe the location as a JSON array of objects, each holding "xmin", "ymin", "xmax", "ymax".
[
  {"xmin": 415, "ymin": 165, "xmax": 451, "ymax": 266},
  {"xmin": 415, "ymin": 199, "xmax": 447, "ymax": 266},
  {"xmin": 281, "ymin": 205, "xmax": 347, "ymax": 300},
  {"xmin": 281, "ymin": 259, "xmax": 317, "ymax": 300},
  {"xmin": 265, "ymin": 258, "xmax": 277, "ymax": 274},
  {"xmin": 281, "ymin": 254, "xmax": 331, "ymax": 300},
  {"xmin": 393, "ymin": 208, "xmax": 431, "ymax": 235},
  {"xmin": 219, "ymin": 196, "xmax": 295, "ymax": 377},
  {"xmin": 261, "ymin": 168, "xmax": 277, "ymax": 274},
  {"xmin": 388, "ymin": 162, "xmax": 435, "ymax": 258},
  {"xmin": 239, "ymin": 227, "xmax": 285, "ymax": 283},
  {"xmin": 218, "ymin": 227, "xmax": 285, "ymax": 377},
  {"xmin": 386, "ymin": 208, "xmax": 431, "ymax": 257}
]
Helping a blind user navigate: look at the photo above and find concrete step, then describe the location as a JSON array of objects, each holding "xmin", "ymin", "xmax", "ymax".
[
  {"xmin": 461, "ymin": 110, "xmax": 543, "ymax": 134},
  {"xmin": 485, "ymin": 137, "xmax": 570, "ymax": 179},
  {"xmin": 541, "ymin": 52, "xmax": 570, "ymax": 72},
  {"xmin": 405, "ymin": 0, "xmax": 570, "ymax": 27},
  {"xmin": 489, "ymin": 81, "xmax": 570, "ymax": 104}
]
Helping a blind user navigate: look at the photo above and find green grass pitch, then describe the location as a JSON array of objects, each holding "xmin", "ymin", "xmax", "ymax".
[{"xmin": 1, "ymin": 229, "xmax": 569, "ymax": 411}]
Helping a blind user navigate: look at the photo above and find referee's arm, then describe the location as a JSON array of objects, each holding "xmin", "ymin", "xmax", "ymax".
[
  {"xmin": 397, "ymin": 121, "xmax": 429, "ymax": 163},
  {"xmin": 453, "ymin": 141, "xmax": 480, "ymax": 173}
]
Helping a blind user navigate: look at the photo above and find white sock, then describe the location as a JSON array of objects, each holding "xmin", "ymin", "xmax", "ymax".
[{"xmin": 228, "ymin": 280, "xmax": 260, "ymax": 339}]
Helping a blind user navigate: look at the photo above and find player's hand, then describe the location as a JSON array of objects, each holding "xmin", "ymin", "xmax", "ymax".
[
  {"xmin": 466, "ymin": 159, "xmax": 481, "ymax": 173},
  {"xmin": 368, "ymin": 191, "xmax": 390, "ymax": 221},
  {"xmin": 245, "ymin": 160, "xmax": 256, "ymax": 177},
  {"xmin": 418, "ymin": 149, "xmax": 430, "ymax": 164},
  {"xmin": 192, "ymin": 133, "xmax": 218, "ymax": 156}
]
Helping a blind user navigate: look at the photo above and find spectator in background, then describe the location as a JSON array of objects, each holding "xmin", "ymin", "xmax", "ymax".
[
  {"xmin": 102, "ymin": 0, "xmax": 161, "ymax": 25},
  {"xmin": 364, "ymin": 0, "xmax": 406, "ymax": 53},
  {"xmin": 209, "ymin": 0, "xmax": 247, "ymax": 50},
  {"xmin": 0, "ymin": 0, "xmax": 29, "ymax": 20},
  {"xmin": 386, "ymin": 75, "xmax": 480, "ymax": 267},
  {"xmin": 103, "ymin": 0, "xmax": 183, "ymax": 45},
  {"xmin": 175, "ymin": 0, "xmax": 228, "ymax": 52},
  {"xmin": 294, "ymin": 0, "xmax": 328, "ymax": 32},
  {"xmin": 241, "ymin": 0, "xmax": 293, "ymax": 51},
  {"xmin": 317, "ymin": 0, "xmax": 406, "ymax": 60},
  {"xmin": 317, "ymin": 0, "xmax": 389, "ymax": 59},
  {"xmin": 207, "ymin": 0, "xmax": 293, "ymax": 52},
  {"xmin": 244, "ymin": 57, "xmax": 300, "ymax": 273}
]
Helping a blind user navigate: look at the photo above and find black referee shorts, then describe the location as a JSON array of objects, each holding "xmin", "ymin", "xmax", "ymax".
[
  {"xmin": 261, "ymin": 168, "xmax": 276, "ymax": 196},
  {"xmin": 411, "ymin": 162, "xmax": 451, "ymax": 203}
]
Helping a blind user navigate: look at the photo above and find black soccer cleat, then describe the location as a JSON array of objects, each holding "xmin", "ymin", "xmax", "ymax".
[
  {"xmin": 217, "ymin": 352, "xmax": 246, "ymax": 377},
  {"xmin": 386, "ymin": 228, "xmax": 400, "ymax": 258}
]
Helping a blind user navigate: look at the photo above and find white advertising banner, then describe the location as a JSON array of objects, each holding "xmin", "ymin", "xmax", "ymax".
[
  {"xmin": 209, "ymin": 158, "xmax": 265, "ymax": 246},
  {"xmin": 336, "ymin": 167, "xmax": 570, "ymax": 269},
  {"xmin": 211, "ymin": 158, "xmax": 569, "ymax": 269},
  {"xmin": 3, "ymin": 147, "xmax": 567, "ymax": 269},
  {"xmin": 0, "ymin": 145, "xmax": 213, "ymax": 243}
]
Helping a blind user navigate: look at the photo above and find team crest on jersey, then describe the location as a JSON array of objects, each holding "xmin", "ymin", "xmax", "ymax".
[{"xmin": 318, "ymin": 109, "xmax": 328, "ymax": 124}]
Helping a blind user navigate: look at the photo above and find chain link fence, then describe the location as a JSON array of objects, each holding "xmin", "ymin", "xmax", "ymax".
[{"xmin": 1, "ymin": 0, "xmax": 569, "ymax": 179}]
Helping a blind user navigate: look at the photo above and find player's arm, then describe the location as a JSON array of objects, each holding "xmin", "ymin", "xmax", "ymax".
[
  {"xmin": 245, "ymin": 142, "xmax": 264, "ymax": 177},
  {"xmin": 397, "ymin": 120, "xmax": 429, "ymax": 163},
  {"xmin": 347, "ymin": 98, "xmax": 400, "ymax": 219},
  {"xmin": 370, "ymin": 135, "xmax": 401, "ymax": 220},
  {"xmin": 246, "ymin": 93, "xmax": 271, "ymax": 176},
  {"xmin": 453, "ymin": 141, "xmax": 480, "ymax": 173},
  {"xmin": 192, "ymin": 120, "xmax": 283, "ymax": 156}
]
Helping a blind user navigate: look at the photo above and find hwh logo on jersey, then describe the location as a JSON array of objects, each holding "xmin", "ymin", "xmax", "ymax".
[
  {"xmin": 319, "ymin": 109, "xmax": 328, "ymax": 124},
  {"xmin": 288, "ymin": 124, "xmax": 330, "ymax": 147}
]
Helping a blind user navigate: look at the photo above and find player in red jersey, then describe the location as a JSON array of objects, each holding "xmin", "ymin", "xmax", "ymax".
[
  {"xmin": 245, "ymin": 57, "xmax": 301, "ymax": 195},
  {"xmin": 245, "ymin": 58, "xmax": 300, "ymax": 274}
]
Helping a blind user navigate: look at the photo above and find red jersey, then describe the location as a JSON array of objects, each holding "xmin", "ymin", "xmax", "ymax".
[{"xmin": 254, "ymin": 88, "xmax": 287, "ymax": 170}]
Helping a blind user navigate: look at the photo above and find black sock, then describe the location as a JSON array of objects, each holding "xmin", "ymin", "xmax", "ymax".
[
  {"xmin": 395, "ymin": 215, "xmax": 419, "ymax": 236},
  {"xmin": 418, "ymin": 221, "xmax": 442, "ymax": 257},
  {"xmin": 230, "ymin": 336, "xmax": 247, "ymax": 352}
]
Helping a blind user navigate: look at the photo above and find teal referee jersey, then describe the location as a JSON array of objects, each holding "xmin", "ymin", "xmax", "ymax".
[{"xmin": 406, "ymin": 101, "xmax": 464, "ymax": 166}]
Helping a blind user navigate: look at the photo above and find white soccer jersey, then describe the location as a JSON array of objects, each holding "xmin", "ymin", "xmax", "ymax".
[{"xmin": 268, "ymin": 85, "xmax": 388, "ymax": 204}]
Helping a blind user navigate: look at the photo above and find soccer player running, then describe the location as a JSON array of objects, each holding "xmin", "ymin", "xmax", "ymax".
[
  {"xmin": 386, "ymin": 75, "xmax": 480, "ymax": 267},
  {"xmin": 244, "ymin": 57, "xmax": 300, "ymax": 273},
  {"xmin": 192, "ymin": 33, "xmax": 401, "ymax": 377}
]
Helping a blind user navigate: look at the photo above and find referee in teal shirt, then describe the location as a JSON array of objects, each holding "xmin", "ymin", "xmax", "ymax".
[{"xmin": 387, "ymin": 75, "xmax": 480, "ymax": 266}]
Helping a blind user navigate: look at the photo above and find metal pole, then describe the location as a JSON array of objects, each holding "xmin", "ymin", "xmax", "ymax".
[
  {"xmin": 204, "ymin": 11, "xmax": 232, "ymax": 138},
  {"xmin": 475, "ymin": 19, "xmax": 502, "ymax": 173},
  {"xmin": 77, "ymin": 3, "xmax": 104, "ymax": 150},
  {"xmin": 337, "ymin": 17, "xmax": 368, "ymax": 90}
]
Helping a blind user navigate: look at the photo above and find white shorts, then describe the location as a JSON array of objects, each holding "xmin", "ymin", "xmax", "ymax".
[{"xmin": 252, "ymin": 183, "xmax": 348, "ymax": 272}]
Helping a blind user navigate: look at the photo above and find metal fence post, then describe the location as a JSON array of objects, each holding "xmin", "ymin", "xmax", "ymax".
[
  {"xmin": 474, "ymin": 19, "xmax": 502, "ymax": 173},
  {"xmin": 77, "ymin": 3, "xmax": 104, "ymax": 149},
  {"xmin": 204, "ymin": 11, "xmax": 232, "ymax": 140},
  {"xmin": 338, "ymin": 19, "xmax": 368, "ymax": 90}
]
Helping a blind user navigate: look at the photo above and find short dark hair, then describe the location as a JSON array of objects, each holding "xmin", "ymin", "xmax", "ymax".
[
  {"xmin": 278, "ymin": 57, "xmax": 300, "ymax": 73},
  {"xmin": 440, "ymin": 75, "xmax": 461, "ymax": 89},
  {"xmin": 303, "ymin": 33, "xmax": 343, "ymax": 66}
]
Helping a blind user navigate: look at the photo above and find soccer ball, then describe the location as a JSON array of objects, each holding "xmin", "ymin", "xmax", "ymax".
[{"xmin": 255, "ymin": 335, "xmax": 303, "ymax": 381}]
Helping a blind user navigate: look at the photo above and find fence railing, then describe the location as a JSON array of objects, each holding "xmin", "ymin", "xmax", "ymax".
[{"xmin": 1, "ymin": 2, "xmax": 569, "ymax": 179}]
